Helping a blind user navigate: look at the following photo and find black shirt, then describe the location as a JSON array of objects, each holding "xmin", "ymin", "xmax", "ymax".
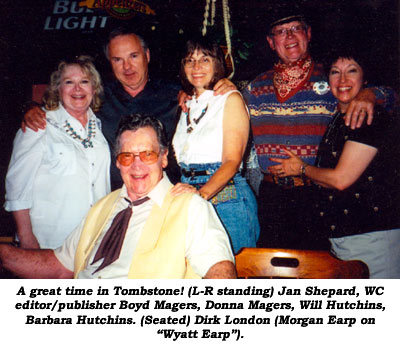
[
  {"xmin": 312, "ymin": 107, "xmax": 400, "ymax": 238},
  {"xmin": 97, "ymin": 78, "xmax": 181, "ymax": 189}
]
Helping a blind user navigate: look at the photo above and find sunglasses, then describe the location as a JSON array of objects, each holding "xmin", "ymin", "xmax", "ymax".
[{"xmin": 117, "ymin": 151, "xmax": 160, "ymax": 166}]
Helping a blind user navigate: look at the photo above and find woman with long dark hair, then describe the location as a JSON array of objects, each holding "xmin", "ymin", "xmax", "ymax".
[{"xmin": 171, "ymin": 37, "xmax": 259, "ymax": 254}]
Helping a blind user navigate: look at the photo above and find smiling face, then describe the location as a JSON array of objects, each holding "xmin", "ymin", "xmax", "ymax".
[
  {"xmin": 329, "ymin": 58, "xmax": 364, "ymax": 112},
  {"xmin": 267, "ymin": 20, "xmax": 311, "ymax": 64},
  {"xmin": 116, "ymin": 127, "xmax": 168, "ymax": 201},
  {"xmin": 59, "ymin": 64, "xmax": 95, "ymax": 117},
  {"xmin": 108, "ymin": 34, "xmax": 150, "ymax": 97},
  {"xmin": 184, "ymin": 50, "xmax": 215, "ymax": 96}
]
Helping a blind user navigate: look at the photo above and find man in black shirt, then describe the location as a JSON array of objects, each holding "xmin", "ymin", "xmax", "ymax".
[{"xmin": 99, "ymin": 29, "xmax": 181, "ymax": 188}]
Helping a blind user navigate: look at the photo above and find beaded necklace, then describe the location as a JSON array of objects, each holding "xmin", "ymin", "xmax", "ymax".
[
  {"xmin": 63, "ymin": 118, "xmax": 96, "ymax": 148},
  {"xmin": 186, "ymin": 104, "xmax": 209, "ymax": 133}
]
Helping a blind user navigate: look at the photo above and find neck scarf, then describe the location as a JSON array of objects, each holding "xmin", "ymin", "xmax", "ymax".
[
  {"xmin": 91, "ymin": 196, "xmax": 150, "ymax": 274},
  {"xmin": 273, "ymin": 56, "xmax": 313, "ymax": 103}
]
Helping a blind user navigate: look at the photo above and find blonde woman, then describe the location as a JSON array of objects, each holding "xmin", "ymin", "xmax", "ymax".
[{"xmin": 5, "ymin": 56, "xmax": 110, "ymax": 249}]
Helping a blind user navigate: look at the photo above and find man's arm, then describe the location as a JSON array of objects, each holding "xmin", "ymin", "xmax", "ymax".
[
  {"xmin": 204, "ymin": 260, "xmax": 237, "ymax": 279},
  {"xmin": 21, "ymin": 106, "xmax": 46, "ymax": 132},
  {"xmin": 0, "ymin": 244, "xmax": 73, "ymax": 279}
]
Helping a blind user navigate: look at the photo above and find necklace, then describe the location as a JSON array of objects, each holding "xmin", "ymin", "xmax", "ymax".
[
  {"xmin": 63, "ymin": 118, "xmax": 96, "ymax": 148},
  {"xmin": 186, "ymin": 104, "xmax": 208, "ymax": 133}
]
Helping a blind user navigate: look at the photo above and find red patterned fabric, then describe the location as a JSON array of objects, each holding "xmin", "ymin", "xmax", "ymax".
[{"xmin": 273, "ymin": 56, "xmax": 313, "ymax": 102}]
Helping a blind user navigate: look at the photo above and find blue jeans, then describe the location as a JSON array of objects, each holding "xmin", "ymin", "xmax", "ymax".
[{"xmin": 180, "ymin": 162, "xmax": 260, "ymax": 254}]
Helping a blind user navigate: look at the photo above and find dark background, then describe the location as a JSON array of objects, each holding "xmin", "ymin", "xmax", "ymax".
[{"xmin": 0, "ymin": 0, "xmax": 398, "ymax": 237}]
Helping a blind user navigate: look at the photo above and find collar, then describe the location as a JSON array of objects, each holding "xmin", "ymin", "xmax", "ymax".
[
  {"xmin": 107, "ymin": 77, "xmax": 181, "ymax": 104},
  {"xmin": 193, "ymin": 90, "xmax": 214, "ymax": 101},
  {"xmin": 46, "ymin": 103, "xmax": 95, "ymax": 129},
  {"xmin": 109, "ymin": 78, "xmax": 151, "ymax": 102},
  {"xmin": 187, "ymin": 90, "xmax": 214, "ymax": 108},
  {"xmin": 186, "ymin": 89, "xmax": 212, "ymax": 105},
  {"xmin": 119, "ymin": 173, "xmax": 173, "ymax": 208}
]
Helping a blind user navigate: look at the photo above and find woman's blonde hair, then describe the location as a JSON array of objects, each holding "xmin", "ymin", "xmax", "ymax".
[{"xmin": 43, "ymin": 55, "xmax": 103, "ymax": 112}]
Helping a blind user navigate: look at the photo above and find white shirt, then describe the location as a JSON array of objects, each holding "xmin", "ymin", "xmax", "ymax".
[
  {"xmin": 55, "ymin": 175, "xmax": 234, "ymax": 278},
  {"xmin": 173, "ymin": 90, "xmax": 239, "ymax": 164},
  {"xmin": 4, "ymin": 105, "xmax": 111, "ymax": 248}
]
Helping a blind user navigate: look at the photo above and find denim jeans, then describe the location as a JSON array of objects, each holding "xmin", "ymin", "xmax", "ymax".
[{"xmin": 180, "ymin": 162, "xmax": 260, "ymax": 254}]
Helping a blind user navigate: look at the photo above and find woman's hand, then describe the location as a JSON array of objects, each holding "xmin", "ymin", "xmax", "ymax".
[
  {"xmin": 268, "ymin": 149, "xmax": 304, "ymax": 177},
  {"xmin": 170, "ymin": 182, "xmax": 199, "ymax": 197}
]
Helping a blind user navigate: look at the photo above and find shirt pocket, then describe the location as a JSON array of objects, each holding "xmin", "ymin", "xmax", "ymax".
[{"xmin": 47, "ymin": 143, "xmax": 77, "ymax": 176}]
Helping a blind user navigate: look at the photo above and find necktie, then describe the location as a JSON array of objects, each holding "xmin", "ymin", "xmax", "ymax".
[{"xmin": 91, "ymin": 196, "xmax": 150, "ymax": 274}]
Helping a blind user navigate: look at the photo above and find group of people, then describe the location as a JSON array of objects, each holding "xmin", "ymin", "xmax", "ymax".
[{"xmin": 0, "ymin": 4, "xmax": 399, "ymax": 279}]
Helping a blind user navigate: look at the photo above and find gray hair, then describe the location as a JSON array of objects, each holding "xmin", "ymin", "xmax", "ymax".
[
  {"xmin": 104, "ymin": 27, "xmax": 148, "ymax": 60},
  {"xmin": 114, "ymin": 114, "xmax": 168, "ymax": 157}
]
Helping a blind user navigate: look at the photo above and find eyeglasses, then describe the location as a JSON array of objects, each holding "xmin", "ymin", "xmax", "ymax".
[
  {"xmin": 184, "ymin": 56, "xmax": 212, "ymax": 68},
  {"xmin": 117, "ymin": 151, "xmax": 160, "ymax": 166},
  {"xmin": 271, "ymin": 24, "xmax": 305, "ymax": 38}
]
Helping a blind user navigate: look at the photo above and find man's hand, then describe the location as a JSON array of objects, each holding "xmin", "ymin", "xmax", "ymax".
[
  {"xmin": 213, "ymin": 78, "xmax": 236, "ymax": 95},
  {"xmin": 344, "ymin": 88, "xmax": 376, "ymax": 129},
  {"xmin": 178, "ymin": 90, "xmax": 191, "ymax": 113},
  {"xmin": 22, "ymin": 106, "xmax": 46, "ymax": 132}
]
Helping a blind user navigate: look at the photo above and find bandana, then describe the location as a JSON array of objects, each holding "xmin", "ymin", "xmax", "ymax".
[{"xmin": 273, "ymin": 56, "xmax": 314, "ymax": 103}]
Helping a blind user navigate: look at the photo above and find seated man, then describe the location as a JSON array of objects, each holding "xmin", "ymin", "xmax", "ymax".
[{"xmin": 0, "ymin": 114, "xmax": 236, "ymax": 279}]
